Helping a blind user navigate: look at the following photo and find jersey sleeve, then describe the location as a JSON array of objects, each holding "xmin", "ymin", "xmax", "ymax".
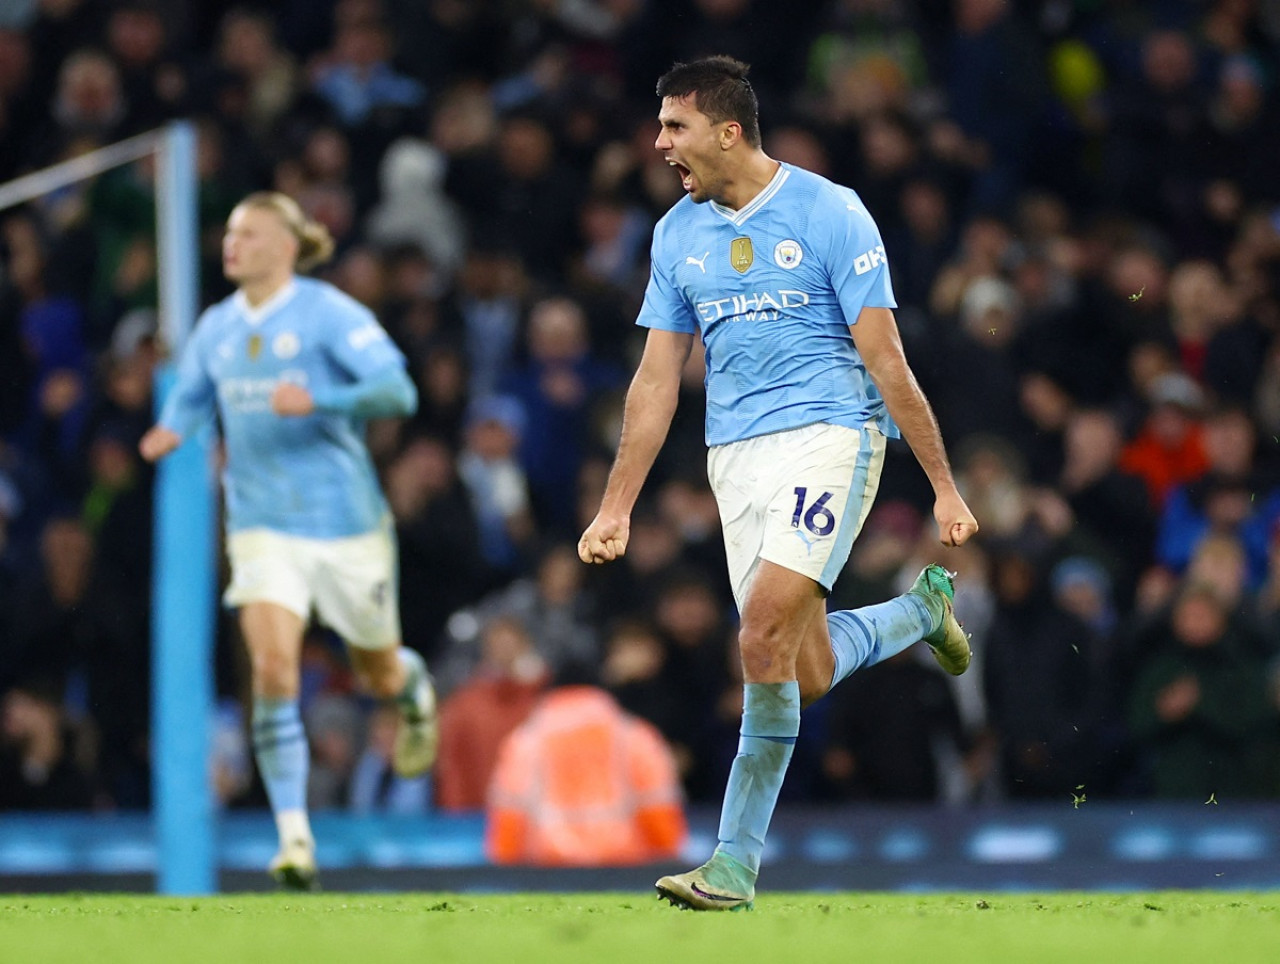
[
  {"xmin": 320, "ymin": 288, "xmax": 409, "ymax": 378},
  {"xmin": 635, "ymin": 220, "xmax": 697, "ymax": 333},
  {"xmin": 820, "ymin": 194, "xmax": 897, "ymax": 324},
  {"xmin": 157, "ymin": 308, "xmax": 219, "ymax": 439}
]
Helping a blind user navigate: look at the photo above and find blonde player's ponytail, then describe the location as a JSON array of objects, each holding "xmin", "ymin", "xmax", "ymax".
[
  {"xmin": 294, "ymin": 219, "xmax": 335, "ymax": 272},
  {"xmin": 238, "ymin": 191, "xmax": 335, "ymax": 272}
]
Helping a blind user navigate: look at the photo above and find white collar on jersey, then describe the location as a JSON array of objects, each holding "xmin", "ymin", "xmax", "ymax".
[
  {"xmin": 234, "ymin": 277, "xmax": 298, "ymax": 326},
  {"xmin": 709, "ymin": 162, "xmax": 790, "ymax": 226}
]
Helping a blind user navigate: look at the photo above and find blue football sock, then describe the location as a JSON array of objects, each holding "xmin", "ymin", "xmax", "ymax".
[
  {"xmin": 827, "ymin": 594, "xmax": 933, "ymax": 691},
  {"xmin": 713, "ymin": 681, "xmax": 801, "ymax": 878},
  {"xmin": 251, "ymin": 697, "xmax": 309, "ymax": 814}
]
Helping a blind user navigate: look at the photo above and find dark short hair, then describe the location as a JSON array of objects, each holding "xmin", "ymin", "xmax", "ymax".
[{"xmin": 656, "ymin": 55, "xmax": 761, "ymax": 148}]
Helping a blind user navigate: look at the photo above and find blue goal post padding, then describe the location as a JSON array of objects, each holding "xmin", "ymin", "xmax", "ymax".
[
  {"xmin": 150, "ymin": 121, "xmax": 217, "ymax": 896},
  {"xmin": 1, "ymin": 121, "xmax": 219, "ymax": 894}
]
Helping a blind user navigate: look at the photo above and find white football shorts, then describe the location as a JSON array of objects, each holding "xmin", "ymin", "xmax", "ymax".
[
  {"xmin": 224, "ymin": 519, "xmax": 401, "ymax": 650},
  {"xmin": 708, "ymin": 421, "xmax": 886, "ymax": 608}
]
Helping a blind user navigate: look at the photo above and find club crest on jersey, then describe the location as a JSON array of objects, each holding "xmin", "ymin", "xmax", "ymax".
[
  {"xmin": 774, "ymin": 239, "xmax": 803, "ymax": 269},
  {"xmin": 247, "ymin": 333, "xmax": 262, "ymax": 361},
  {"xmin": 273, "ymin": 331, "xmax": 301, "ymax": 360},
  {"xmin": 730, "ymin": 236, "xmax": 754, "ymax": 274}
]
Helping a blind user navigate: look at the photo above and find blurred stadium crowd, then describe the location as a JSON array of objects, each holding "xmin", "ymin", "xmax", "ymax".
[{"xmin": 2, "ymin": 0, "xmax": 1280, "ymax": 817}]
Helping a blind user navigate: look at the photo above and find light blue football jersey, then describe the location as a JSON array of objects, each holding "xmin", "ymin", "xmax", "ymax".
[
  {"xmin": 637, "ymin": 162, "xmax": 900, "ymax": 446},
  {"xmin": 159, "ymin": 276, "xmax": 412, "ymax": 538}
]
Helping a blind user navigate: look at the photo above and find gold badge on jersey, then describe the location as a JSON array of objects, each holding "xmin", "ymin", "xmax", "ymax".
[
  {"xmin": 247, "ymin": 333, "xmax": 262, "ymax": 360},
  {"xmin": 730, "ymin": 236, "xmax": 754, "ymax": 274}
]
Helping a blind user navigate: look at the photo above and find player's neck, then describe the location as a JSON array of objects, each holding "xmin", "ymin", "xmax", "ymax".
[
  {"xmin": 715, "ymin": 155, "xmax": 781, "ymax": 211},
  {"xmin": 240, "ymin": 272, "xmax": 294, "ymax": 308}
]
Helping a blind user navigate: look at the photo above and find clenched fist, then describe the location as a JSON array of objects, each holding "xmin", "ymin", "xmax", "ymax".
[{"xmin": 578, "ymin": 512, "xmax": 630, "ymax": 564}]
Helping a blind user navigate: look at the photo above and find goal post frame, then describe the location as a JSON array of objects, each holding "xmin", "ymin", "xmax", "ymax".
[
  {"xmin": 0, "ymin": 121, "xmax": 217, "ymax": 895},
  {"xmin": 151, "ymin": 121, "xmax": 217, "ymax": 896}
]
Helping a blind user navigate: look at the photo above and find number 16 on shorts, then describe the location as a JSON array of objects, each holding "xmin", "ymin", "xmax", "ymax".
[
  {"xmin": 771, "ymin": 476, "xmax": 862, "ymax": 590},
  {"xmin": 713, "ymin": 421, "xmax": 884, "ymax": 597},
  {"xmin": 790, "ymin": 487, "xmax": 836, "ymax": 537}
]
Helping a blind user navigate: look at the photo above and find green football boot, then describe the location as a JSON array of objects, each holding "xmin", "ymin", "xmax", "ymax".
[
  {"xmin": 655, "ymin": 852, "xmax": 755, "ymax": 911},
  {"xmin": 907, "ymin": 564, "xmax": 971, "ymax": 675},
  {"xmin": 393, "ymin": 672, "xmax": 439, "ymax": 779}
]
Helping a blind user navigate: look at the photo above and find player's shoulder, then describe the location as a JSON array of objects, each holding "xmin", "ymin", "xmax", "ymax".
[
  {"xmin": 205, "ymin": 289, "xmax": 238, "ymax": 316},
  {"xmin": 295, "ymin": 276, "xmax": 367, "ymax": 312},
  {"xmin": 651, "ymin": 195, "xmax": 698, "ymax": 243},
  {"xmin": 783, "ymin": 167, "xmax": 881, "ymax": 250},
  {"xmin": 296, "ymin": 276, "xmax": 377, "ymax": 325},
  {"xmin": 651, "ymin": 195, "xmax": 721, "ymax": 270},
  {"xmin": 193, "ymin": 292, "xmax": 237, "ymax": 335},
  {"xmin": 784, "ymin": 165, "xmax": 870, "ymax": 222},
  {"xmin": 782, "ymin": 163, "xmax": 840, "ymax": 195}
]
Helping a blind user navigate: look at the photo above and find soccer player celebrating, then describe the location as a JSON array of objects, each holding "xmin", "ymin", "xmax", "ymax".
[
  {"xmin": 578, "ymin": 57, "xmax": 979, "ymax": 910},
  {"xmin": 140, "ymin": 192, "xmax": 438, "ymax": 890}
]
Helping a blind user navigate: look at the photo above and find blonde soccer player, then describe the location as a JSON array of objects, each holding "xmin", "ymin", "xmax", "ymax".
[{"xmin": 141, "ymin": 192, "xmax": 437, "ymax": 890}]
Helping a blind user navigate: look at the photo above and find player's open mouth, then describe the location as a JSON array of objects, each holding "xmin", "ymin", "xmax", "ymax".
[{"xmin": 669, "ymin": 160, "xmax": 694, "ymax": 191}]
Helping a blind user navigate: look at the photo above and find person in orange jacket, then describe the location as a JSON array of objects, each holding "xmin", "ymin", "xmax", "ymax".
[{"xmin": 485, "ymin": 662, "xmax": 688, "ymax": 866}]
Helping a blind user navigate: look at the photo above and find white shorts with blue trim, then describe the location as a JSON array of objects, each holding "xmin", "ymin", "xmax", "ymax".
[
  {"xmin": 708, "ymin": 422, "xmax": 886, "ymax": 608},
  {"xmin": 224, "ymin": 519, "xmax": 401, "ymax": 650}
]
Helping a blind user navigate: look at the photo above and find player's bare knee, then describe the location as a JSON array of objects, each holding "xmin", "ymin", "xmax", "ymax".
[
  {"xmin": 250, "ymin": 648, "xmax": 297, "ymax": 696},
  {"xmin": 253, "ymin": 667, "xmax": 297, "ymax": 699},
  {"xmin": 737, "ymin": 624, "xmax": 788, "ymax": 680}
]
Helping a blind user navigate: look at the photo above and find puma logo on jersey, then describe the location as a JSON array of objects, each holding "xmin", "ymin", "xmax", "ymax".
[{"xmin": 685, "ymin": 251, "xmax": 710, "ymax": 273}]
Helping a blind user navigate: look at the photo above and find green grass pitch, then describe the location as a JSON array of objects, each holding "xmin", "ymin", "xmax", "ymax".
[{"xmin": 2, "ymin": 892, "xmax": 1278, "ymax": 964}]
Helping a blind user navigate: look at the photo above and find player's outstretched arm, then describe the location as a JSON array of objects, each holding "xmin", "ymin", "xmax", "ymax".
[
  {"xmin": 579, "ymin": 328, "xmax": 694, "ymax": 564},
  {"xmin": 850, "ymin": 306, "xmax": 978, "ymax": 547}
]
